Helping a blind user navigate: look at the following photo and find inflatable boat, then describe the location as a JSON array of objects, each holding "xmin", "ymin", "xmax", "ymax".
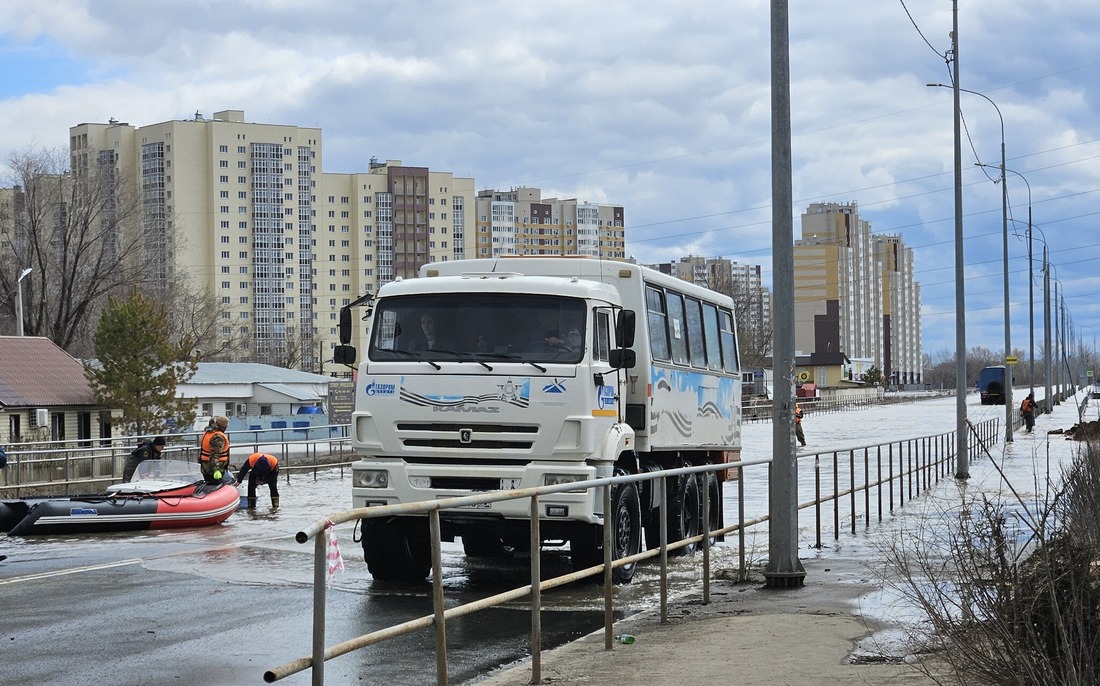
[{"xmin": 0, "ymin": 459, "xmax": 240, "ymax": 536}]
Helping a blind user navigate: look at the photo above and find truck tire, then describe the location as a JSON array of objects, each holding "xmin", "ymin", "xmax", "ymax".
[
  {"xmin": 571, "ymin": 481, "xmax": 642, "ymax": 584},
  {"xmin": 704, "ymin": 472, "xmax": 723, "ymax": 541},
  {"xmin": 462, "ymin": 532, "xmax": 513, "ymax": 559},
  {"xmin": 362, "ymin": 517, "xmax": 431, "ymax": 582},
  {"xmin": 667, "ymin": 472, "xmax": 703, "ymax": 556}
]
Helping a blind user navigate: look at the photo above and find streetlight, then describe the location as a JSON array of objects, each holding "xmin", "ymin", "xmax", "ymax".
[
  {"xmin": 984, "ymin": 165, "xmax": 1033, "ymax": 396},
  {"xmin": 16, "ymin": 267, "xmax": 32, "ymax": 336},
  {"xmin": 929, "ymin": 81, "xmax": 1013, "ymax": 445},
  {"xmin": 924, "ymin": 16, "xmax": 966, "ymax": 476}
]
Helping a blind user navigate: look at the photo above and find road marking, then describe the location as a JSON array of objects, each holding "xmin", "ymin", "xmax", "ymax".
[
  {"xmin": 0, "ymin": 558, "xmax": 144, "ymax": 585},
  {"xmin": 0, "ymin": 533, "xmax": 293, "ymax": 586}
]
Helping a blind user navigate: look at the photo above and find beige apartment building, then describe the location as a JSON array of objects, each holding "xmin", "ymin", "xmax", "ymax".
[
  {"xmin": 69, "ymin": 110, "xmax": 478, "ymax": 372},
  {"xmin": 474, "ymin": 187, "xmax": 625, "ymax": 259},
  {"xmin": 794, "ymin": 201, "xmax": 922, "ymax": 386},
  {"xmin": 66, "ymin": 111, "xmax": 628, "ymax": 373}
]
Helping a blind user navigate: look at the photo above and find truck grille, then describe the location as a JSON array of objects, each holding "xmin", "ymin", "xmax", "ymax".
[{"xmin": 395, "ymin": 423, "xmax": 539, "ymax": 451}]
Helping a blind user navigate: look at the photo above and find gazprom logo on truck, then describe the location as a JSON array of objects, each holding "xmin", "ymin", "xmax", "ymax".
[{"xmin": 363, "ymin": 380, "xmax": 397, "ymax": 397}]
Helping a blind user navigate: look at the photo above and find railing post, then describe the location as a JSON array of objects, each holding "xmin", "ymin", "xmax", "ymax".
[
  {"xmin": 832, "ymin": 451, "xmax": 840, "ymax": 541},
  {"xmin": 737, "ymin": 465, "xmax": 746, "ymax": 581},
  {"xmin": 430, "ymin": 510, "xmax": 448, "ymax": 686},
  {"xmin": 849, "ymin": 450, "xmax": 856, "ymax": 536},
  {"xmin": 311, "ymin": 527, "xmax": 327, "ymax": 686},
  {"xmin": 888, "ymin": 442, "xmax": 895, "ymax": 513},
  {"xmin": 814, "ymin": 455, "xmax": 821, "ymax": 549},
  {"xmin": 876, "ymin": 446, "xmax": 882, "ymax": 523},
  {"xmin": 863, "ymin": 447, "xmax": 870, "ymax": 529},
  {"xmin": 529, "ymin": 495, "xmax": 542, "ymax": 685},
  {"xmin": 701, "ymin": 470, "xmax": 711, "ymax": 605},
  {"xmin": 603, "ymin": 482, "xmax": 615, "ymax": 644},
  {"xmin": 658, "ymin": 476, "xmax": 669, "ymax": 624}
]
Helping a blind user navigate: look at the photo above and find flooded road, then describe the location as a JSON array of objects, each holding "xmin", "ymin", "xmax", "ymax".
[{"xmin": 0, "ymin": 469, "xmax": 717, "ymax": 685}]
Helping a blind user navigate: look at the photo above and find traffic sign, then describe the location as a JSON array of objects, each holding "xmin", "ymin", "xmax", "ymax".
[{"xmin": 1005, "ymin": 355, "xmax": 1018, "ymax": 364}]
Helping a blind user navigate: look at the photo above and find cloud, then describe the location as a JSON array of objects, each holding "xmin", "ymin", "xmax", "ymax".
[{"xmin": 0, "ymin": 1, "xmax": 1098, "ymax": 355}]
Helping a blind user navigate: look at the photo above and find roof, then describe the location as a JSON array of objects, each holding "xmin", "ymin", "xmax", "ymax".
[
  {"xmin": 0, "ymin": 336, "xmax": 98, "ymax": 408},
  {"xmin": 257, "ymin": 382, "xmax": 322, "ymax": 401},
  {"xmin": 187, "ymin": 362, "xmax": 333, "ymax": 385}
]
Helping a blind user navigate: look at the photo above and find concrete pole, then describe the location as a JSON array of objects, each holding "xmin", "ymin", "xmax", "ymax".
[
  {"xmin": 1044, "ymin": 250, "xmax": 1053, "ymax": 412},
  {"xmin": 951, "ymin": 2, "xmax": 969, "ymax": 478},
  {"xmin": 764, "ymin": 0, "xmax": 805, "ymax": 589},
  {"xmin": 1055, "ymin": 283, "xmax": 1061, "ymax": 404},
  {"xmin": 1027, "ymin": 208, "xmax": 1034, "ymax": 397},
  {"xmin": 999, "ymin": 137, "xmax": 1012, "ymax": 442}
]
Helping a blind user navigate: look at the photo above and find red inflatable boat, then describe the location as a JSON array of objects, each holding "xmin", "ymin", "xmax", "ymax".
[{"xmin": 0, "ymin": 460, "xmax": 240, "ymax": 536}]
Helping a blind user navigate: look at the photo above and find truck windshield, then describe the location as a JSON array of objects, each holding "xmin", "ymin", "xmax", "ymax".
[{"xmin": 369, "ymin": 294, "xmax": 586, "ymax": 363}]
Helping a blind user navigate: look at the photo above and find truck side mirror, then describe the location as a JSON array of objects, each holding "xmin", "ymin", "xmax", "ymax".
[
  {"xmin": 616, "ymin": 309, "xmax": 636, "ymax": 348},
  {"xmin": 333, "ymin": 345, "xmax": 356, "ymax": 366},
  {"xmin": 338, "ymin": 306, "xmax": 352, "ymax": 345},
  {"xmin": 609, "ymin": 349, "xmax": 636, "ymax": 369}
]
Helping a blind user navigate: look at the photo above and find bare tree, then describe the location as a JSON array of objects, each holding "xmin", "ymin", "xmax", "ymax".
[
  {"xmin": 0, "ymin": 146, "xmax": 149, "ymax": 356},
  {"xmin": 707, "ymin": 265, "xmax": 772, "ymax": 368}
]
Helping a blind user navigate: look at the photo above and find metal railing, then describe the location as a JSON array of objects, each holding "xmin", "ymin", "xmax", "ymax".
[
  {"xmin": 742, "ymin": 396, "xmax": 876, "ymax": 422},
  {"xmin": 0, "ymin": 425, "xmax": 354, "ymax": 496},
  {"xmin": 266, "ymin": 416, "xmax": 1001, "ymax": 685},
  {"xmin": 802, "ymin": 416, "xmax": 1000, "ymax": 547}
]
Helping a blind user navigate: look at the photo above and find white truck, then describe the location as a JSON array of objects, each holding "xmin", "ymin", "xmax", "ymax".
[{"xmin": 338, "ymin": 257, "xmax": 742, "ymax": 583}]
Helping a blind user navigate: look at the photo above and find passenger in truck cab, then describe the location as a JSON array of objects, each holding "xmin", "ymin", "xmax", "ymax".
[
  {"xmin": 533, "ymin": 309, "xmax": 570, "ymax": 350},
  {"xmin": 408, "ymin": 312, "xmax": 452, "ymax": 351}
]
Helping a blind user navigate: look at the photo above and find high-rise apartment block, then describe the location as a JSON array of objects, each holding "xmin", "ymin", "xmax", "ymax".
[
  {"xmin": 795, "ymin": 202, "xmax": 922, "ymax": 385},
  {"xmin": 66, "ymin": 110, "xmax": 625, "ymax": 372},
  {"xmin": 474, "ymin": 187, "xmax": 625, "ymax": 258},
  {"xmin": 647, "ymin": 255, "xmax": 772, "ymax": 342}
]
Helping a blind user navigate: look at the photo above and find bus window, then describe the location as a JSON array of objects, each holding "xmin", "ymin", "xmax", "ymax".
[
  {"xmin": 702, "ymin": 303, "xmax": 722, "ymax": 371},
  {"xmin": 667, "ymin": 292, "xmax": 688, "ymax": 365},
  {"xmin": 686, "ymin": 297, "xmax": 706, "ymax": 368},
  {"xmin": 646, "ymin": 286, "xmax": 670, "ymax": 362},
  {"xmin": 719, "ymin": 310, "xmax": 738, "ymax": 373}
]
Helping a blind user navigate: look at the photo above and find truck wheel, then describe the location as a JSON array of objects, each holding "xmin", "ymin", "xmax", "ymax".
[
  {"xmin": 362, "ymin": 518, "xmax": 431, "ymax": 582},
  {"xmin": 704, "ymin": 472, "xmax": 722, "ymax": 537},
  {"xmin": 570, "ymin": 481, "xmax": 643, "ymax": 584},
  {"xmin": 609, "ymin": 481, "xmax": 642, "ymax": 583},
  {"xmin": 462, "ymin": 533, "xmax": 513, "ymax": 559},
  {"xmin": 667, "ymin": 473, "xmax": 702, "ymax": 556}
]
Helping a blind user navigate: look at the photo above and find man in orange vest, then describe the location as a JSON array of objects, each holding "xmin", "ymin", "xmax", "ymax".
[
  {"xmin": 1020, "ymin": 393, "xmax": 1036, "ymax": 433},
  {"xmin": 236, "ymin": 452, "xmax": 280, "ymax": 509},
  {"xmin": 795, "ymin": 403, "xmax": 807, "ymax": 447},
  {"xmin": 199, "ymin": 416, "xmax": 230, "ymax": 483}
]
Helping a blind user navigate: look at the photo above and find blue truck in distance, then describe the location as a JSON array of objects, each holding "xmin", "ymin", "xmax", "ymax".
[{"xmin": 978, "ymin": 365, "xmax": 1006, "ymax": 405}]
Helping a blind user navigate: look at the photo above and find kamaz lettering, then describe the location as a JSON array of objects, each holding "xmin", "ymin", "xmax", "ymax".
[{"xmin": 433, "ymin": 405, "xmax": 500, "ymax": 413}]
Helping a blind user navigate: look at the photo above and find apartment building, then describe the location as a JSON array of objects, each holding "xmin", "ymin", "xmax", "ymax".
[
  {"xmin": 647, "ymin": 255, "xmax": 772, "ymax": 348},
  {"xmin": 473, "ymin": 187, "xmax": 626, "ymax": 259},
  {"xmin": 794, "ymin": 201, "xmax": 922, "ymax": 385},
  {"xmin": 69, "ymin": 111, "xmax": 476, "ymax": 372}
]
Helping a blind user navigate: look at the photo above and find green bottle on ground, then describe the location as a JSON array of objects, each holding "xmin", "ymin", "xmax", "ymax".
[{"xmin": 614, "ymin": 633, "xmax": 635, "ymax": 644}]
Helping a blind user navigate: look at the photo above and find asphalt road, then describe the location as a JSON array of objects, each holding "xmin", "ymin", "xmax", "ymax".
[{"xmin": 0, "ymin": 470, "xmax": 644, "ymax": 686}]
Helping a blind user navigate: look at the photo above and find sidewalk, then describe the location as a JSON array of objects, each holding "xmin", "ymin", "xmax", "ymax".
[{"xmin": 474, "ymin": 556, "xmax": 946, "ymax": 686}]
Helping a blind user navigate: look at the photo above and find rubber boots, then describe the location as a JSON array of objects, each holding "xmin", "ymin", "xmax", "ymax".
[
  {"xmin": 271, "ymin": 496, "xmax": 280, "ymax": 509},
  {"xmin": 247, "ymin": 496, "xmax": 258, "ymax": 509}
]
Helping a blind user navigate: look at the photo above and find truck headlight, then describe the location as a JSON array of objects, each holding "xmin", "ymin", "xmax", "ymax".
[
  {"xmin": 544, "ymin": 473, "xmax": 584, "ymax": 487},
  {"xmin": 354, "ymin": 469, "xmax": 390, "ymax": 488},
  {"xmin": 544, "ymin": 473, "xmax": 586, "ymax": 493}
]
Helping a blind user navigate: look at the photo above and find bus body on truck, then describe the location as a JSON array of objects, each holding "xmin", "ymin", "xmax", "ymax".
[{"xmin": 344, "ymin": 256, "xmax": 742, "ymax": 583}]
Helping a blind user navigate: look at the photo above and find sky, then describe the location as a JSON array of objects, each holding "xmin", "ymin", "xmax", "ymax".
[{"xmin": 1, "ymin": 1, "xmax": 1098, "ymax": 359}]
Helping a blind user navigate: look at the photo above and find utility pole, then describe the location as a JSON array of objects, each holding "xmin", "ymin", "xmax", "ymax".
[
  {"xmin": 950, "ymin": 1, "xmax": 969, "ymax": 478},
  {"xmin": 764, "ymin": 0, "xmax": 805, "ymax": 589}
]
